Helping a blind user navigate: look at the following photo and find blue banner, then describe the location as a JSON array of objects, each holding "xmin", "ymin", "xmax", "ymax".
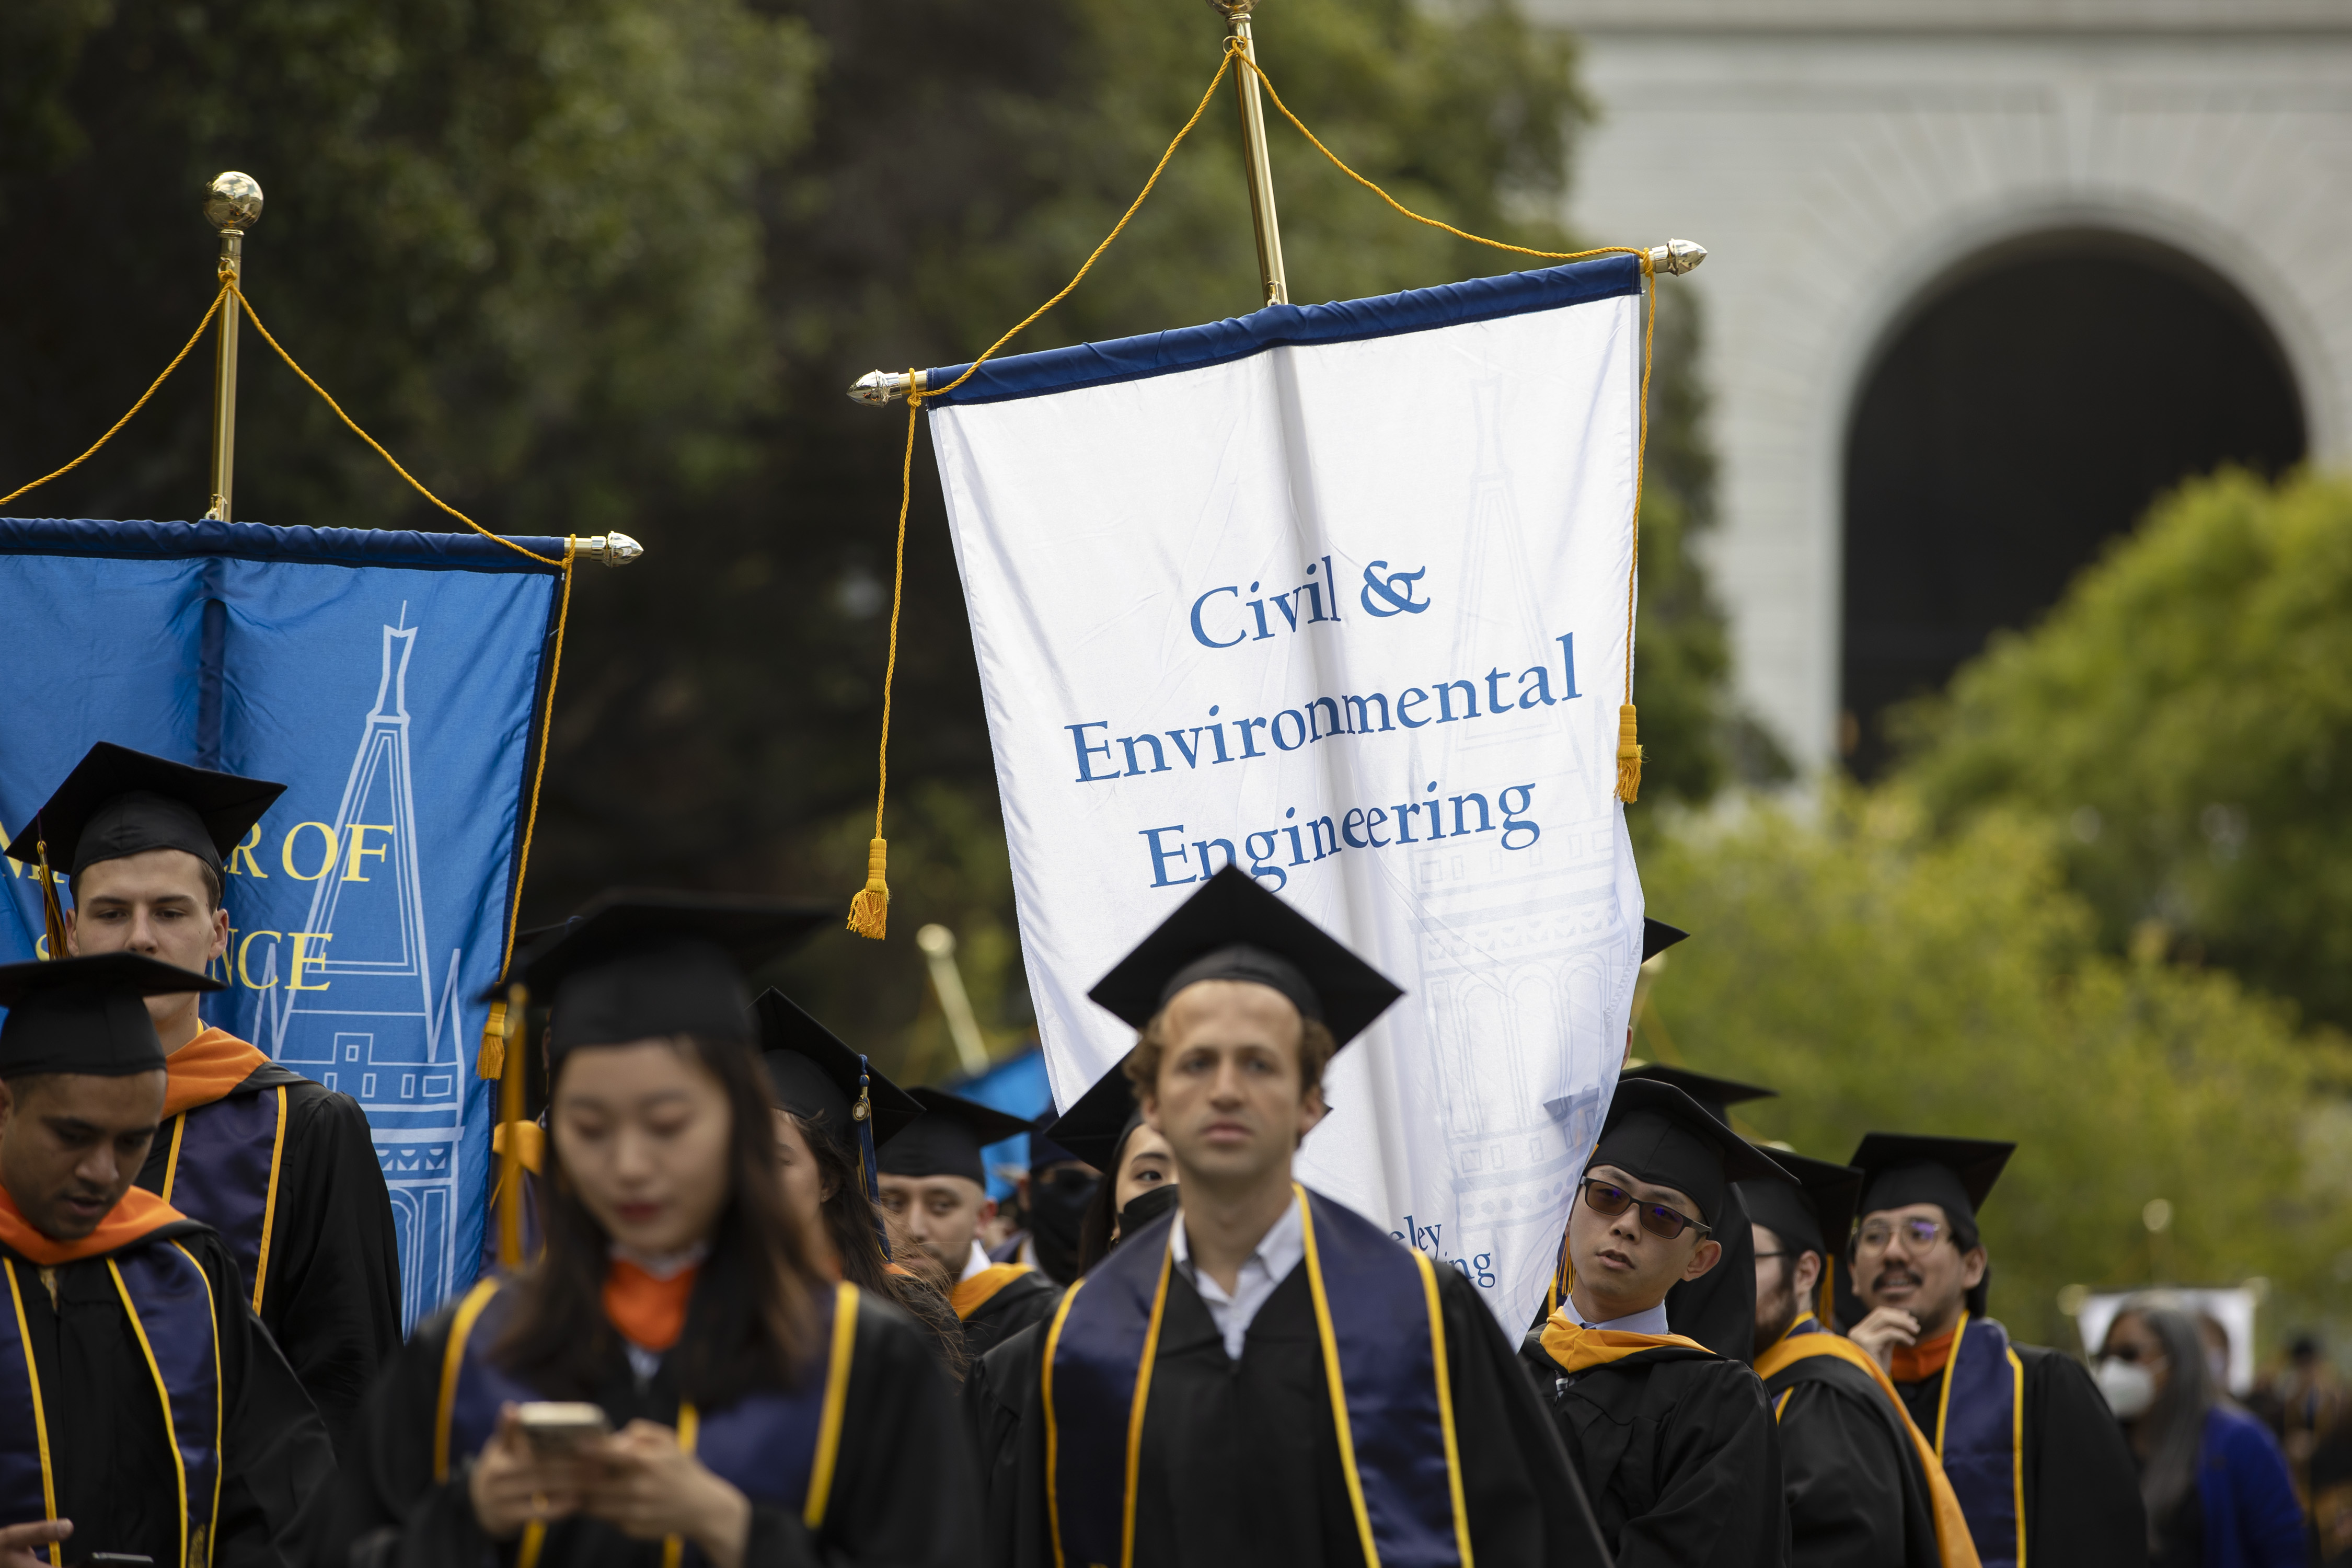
[{"xmin": 0, "ymin": 518, "xmax": 569, "ymax": 1329}]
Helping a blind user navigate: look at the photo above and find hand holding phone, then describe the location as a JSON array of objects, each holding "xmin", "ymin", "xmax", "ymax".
[{"xmin": 517, "ymin": 1402, "xmax": 612, "ymax": 1457}]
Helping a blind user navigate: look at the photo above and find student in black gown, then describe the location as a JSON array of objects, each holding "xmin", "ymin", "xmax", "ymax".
[
  {"xmin": 11, "ymin": 742, "xmax": 402, "ymax": 1456},
  {"xmin": 1002, "ymin": 867, "xmax": 1597, "ymax": 1568},
  {"xmin": 324, "ymin": 893, "xmax": 979, "ymax": 1568},
  {"xmin": 0, "ymin": 952, "xmax": 331, "ymax": 1567},
  {"xmin": 878, "ymin": 1088, "xmax": 1060, "ymax": 1364},
  {"xmin": 1531, "ymin": 923, "xmax": 1769, "ymax": 1364},
  {"xmin": 963, "ymin": 1053, "xmax": 1180, "ymax": 1568},
  {"xmin": 754, "ymin": 988, "xmax": 965, "ymax": 1375},
  {"xmin": 1844, "ymin": 1134, "xmax": 2145, "ymax": 1568},
  {"xmin": 1520, "ymin": 1077, "xmax": 1792, "ymax": 1568},
  {"xmin": 1744, "ymin": 1151, "xmax": 1979, "ymax": 1568}
]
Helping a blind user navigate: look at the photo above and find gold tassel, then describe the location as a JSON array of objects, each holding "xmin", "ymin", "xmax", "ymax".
[
  {"xmin": 1615, "ymin": 703, "xmax": 1643, "ymax": 803},
  {"xmin": 847, "ymin": 837, "xmax": 889, "ymax": 940},
  {"xmin": 476, "ymin": 1000, "xmax": 508, "ymax": 1080},
  {"xmin": 34, "ymin": 837, "xmax": 66, "ymax": 961}
]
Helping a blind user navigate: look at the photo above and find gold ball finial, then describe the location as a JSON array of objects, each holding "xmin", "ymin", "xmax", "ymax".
[{"xmin": 204, "ymin": 171, "xmax": 264, "ymax": 234}]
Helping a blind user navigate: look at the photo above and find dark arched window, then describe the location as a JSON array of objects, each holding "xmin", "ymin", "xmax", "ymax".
[{"xmin": 1840, "ymin": 232, "xmax": 2304, "ymax": 777}]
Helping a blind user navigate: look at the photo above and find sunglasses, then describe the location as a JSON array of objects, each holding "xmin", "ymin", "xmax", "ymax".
[{"xmin": 1579, "ymin": 1178, "xmax": 1712, "ymax": 1241}]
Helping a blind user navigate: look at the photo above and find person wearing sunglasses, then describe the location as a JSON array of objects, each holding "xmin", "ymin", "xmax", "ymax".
[
  {"xmin": 1847, "ymin": 1134, "xmax": 2145, "ymax": 1568},
  {"xmin": 1521, "ymin": 1076, "xmax": 1794, "ymax": 1568}
]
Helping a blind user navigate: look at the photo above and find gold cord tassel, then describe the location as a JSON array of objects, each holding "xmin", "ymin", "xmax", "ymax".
[
  {"xmin": 848, "ymin": 838, "xmax": 890, "ymax": 940},
  {"xmin": 1615, "ymin": 704, "xmax": 1643, "ymax": 803},
  {"xmin": 476, "ymin": 1000, "xmax": 508, "ymax": 1080},
  {"xmin": 34, "ymin": 838, "xmax": 66, "ymax": 960}
]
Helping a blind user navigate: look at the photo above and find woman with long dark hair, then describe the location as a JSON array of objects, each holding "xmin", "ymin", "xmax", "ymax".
[
  {"xmin": 754, "ymin": 988, "xmax": 967, "ymax": 1378},
  {"xmin": 325, "ymin": 896, "xmax": 977, "ymax": 1567},
  {"xmin": 2100, "ymin": 1298, "xmax": 2303, "ymax": 1568}
]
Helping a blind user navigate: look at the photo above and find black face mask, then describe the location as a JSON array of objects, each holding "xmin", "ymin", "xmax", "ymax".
[
  {"xmin": 1116, "ymin": 1182, "xmax": 1180, "ymax": 1241},
  {"xmin": 1028, "ymin": 1167, "xmax": 1098, "ymax": 1284}
]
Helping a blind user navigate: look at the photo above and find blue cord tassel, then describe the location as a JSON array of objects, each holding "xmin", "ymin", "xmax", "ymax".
[{"xmin": 856, "ymin": 1054, "xmax": 889, "ymax": 1259}]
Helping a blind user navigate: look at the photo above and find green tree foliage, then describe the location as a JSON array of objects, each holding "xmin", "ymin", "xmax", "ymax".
[
  {"xmin": 1638, "ymin": 788, "xmax": 2352, "ymax": 1351},
  {"xmin": 1900, "ymin": 470, "xmax": 2352, "ymax": 1030},
  {"xmin": 0, "ymin": 0, "xmax": 1739, "ymax": 1077}
]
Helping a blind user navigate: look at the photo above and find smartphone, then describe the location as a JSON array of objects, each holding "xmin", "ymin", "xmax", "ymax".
[
  {"xmin": 517, "ymin": 1401, "xmax": 611, "ymax": 1455},
  {"xmin": 74, "ymin": 1557, "xmax": 156, "ymax": 1566}
]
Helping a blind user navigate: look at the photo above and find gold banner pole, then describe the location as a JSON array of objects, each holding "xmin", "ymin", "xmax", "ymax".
[
  {"xmin": 498, "ymin": 982, "xmax": 528, "ymax": 1269},
  {"xmin": 200, "ymin": 172, "xmax": 263, "ymax": 523},
  {"xmin": 1213, "ymin": 1, "xmax": 1288, "ymax": 307}
]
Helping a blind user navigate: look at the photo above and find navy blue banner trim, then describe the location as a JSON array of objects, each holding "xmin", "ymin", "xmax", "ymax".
[
  {"xmin": 924, "ymin": 252, "xmax": 1642, "ymax": 408},
  {"xmin": 0, "ymin": 518, "xmax": 569, "ymax": 575}
]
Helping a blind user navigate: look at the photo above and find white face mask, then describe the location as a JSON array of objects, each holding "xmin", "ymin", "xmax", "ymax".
[{"xmin": 2099, "ymin": 1357, "xmax": 2158, "ymax": 1419}]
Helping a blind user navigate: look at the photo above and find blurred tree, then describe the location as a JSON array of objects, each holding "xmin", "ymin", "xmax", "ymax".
[
  {"xmin": 0, "ymin": 0, "xmax": 1742, "ymax": 1079},
  {"xmin": 1637, "ymin": 786, "xmax": 2352, "ymax": 1352},
  {"xmin": 1899, "ymin": 470, "xmax": 2352, "ymax": 1030}
]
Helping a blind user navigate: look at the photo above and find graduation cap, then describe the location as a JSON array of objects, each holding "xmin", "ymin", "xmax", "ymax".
[
  {"xmin": 1588, "ymin": 1078, "xmax": 1790, "ymax": 1228},
  {"xmin": 1847, "ymin": 1133, "xmax": 2015, "ymax": 1232},
  {"xmin": 1620, "ymin": 1062, "xmax": 1777, "ymax": 1129},
  {"xmin": 1044, "ymin": 1056, "xmax": 1143, "ymax": 1174},
  {"xmin": 1028, "ymin": 1111, "xmax": 1082, "ymax": 1174},
  {"xmin": 1739, "ymin": 1150, "xmax": 1864, "ymax": 1330},
  {"xmin": 1642, "ymin": 918, "xmax": 1688, "ymax": 962},
  {"xmin": 498, "ymin": 891, "xmax": 834, "ymax": 1060},
  {"xmin": 4, "ymin": 742, "xmax": 283, "ymax": 877},
  {"xmin": 754, "ymin": 987, "xmax": 921, "ymax": 1145},
  {"xmin": 879, "ymin": 1087, "xmax": 1033, "ymax": 1187},
  {"xmin": 1087, "ymin": 866, "xmax": 1402, "ymax": 1046},
  {"xmin": 0, "ymin": 952, "xmax": 223, "ymax": 1079}
]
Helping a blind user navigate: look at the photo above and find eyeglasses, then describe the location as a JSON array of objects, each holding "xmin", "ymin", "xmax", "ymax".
[
  {"xmin": 1856, "ymin": 1217, "xmax": 1951, "ymax": 1253},
  {"xmin": 1579, "ymin": 1178, "xmax": 1712, "ymax": 1241}
]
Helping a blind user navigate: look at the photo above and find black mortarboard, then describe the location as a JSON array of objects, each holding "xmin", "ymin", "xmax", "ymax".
[
  {"xmin": 1620, "ymin": 1062, "xmax": 1777, "ymax": 1128},
  {"xmin": 1847, "ymin": 1133, "xmax": 2014, "ymax": 1230},
  {"xmin": 499, "ymin": 891, "xmax": 833, "ymax": 1059},
  {"xmin": 3, "ymin": 742, "xmax": 284, "ymax": 877},
  {"xmin": 1045, "ymin": 1056, "xmax": 1143, "ymax": 1173},
  {"xmin": 1588, "ymin": 1079, "xmax": 1789, "ymax": 1228},
  {"xmin": 1642, "ymin": 919, "xmax": 1688, "ymax": 962},
  {"xmin": 753, "ymin": 989, "xmax": 922, "ymax": 1152},
  {"xmin": 879, "ymin": 1087, "xmax": 1033, "ymax": 1186},
  {"xmin": 1738, "ymin": 1151, "xmax": 1863, "ymax": 1260},
  {"xmin": 0, "ymin": 953, "xmax": 222, "ymax": 1078},
  {"xmin": 1087, "ymin": 866, "xmax": 1402, "ymax": 1046}
]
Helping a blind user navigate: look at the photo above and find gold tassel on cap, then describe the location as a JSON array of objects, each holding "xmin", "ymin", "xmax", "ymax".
[
  {"xmin": 34, "ymin": 833, "xmax": 66, "ymax": 961},
  {"xmin": 848, "ymin": 837, "xmax": 890, "ymax": 940},
  {"xmin": 1615, "ymin": 704, "xmax": 1643, "ymax": 803}
]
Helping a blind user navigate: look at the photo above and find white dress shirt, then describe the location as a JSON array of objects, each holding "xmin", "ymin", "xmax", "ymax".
[
  {"xmin": 1579, "ymin": 1300, "xmax": 1671, "ymax": 1335},
  {"xmin": 1171, "ymin": 1200, "xmax": 1306, "ymax": 1362},
  {"xmin": 962, "ymin": 1238, "xmax": 995, "ymax": 1283}
]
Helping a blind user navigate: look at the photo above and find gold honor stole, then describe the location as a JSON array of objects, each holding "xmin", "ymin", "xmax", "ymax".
[
  {"xmin": 1755, "ymin": 1317, "xmax": 1984, "ymax": 1568},
  {"xmin": 951, "ymin": 1263, "xmax": 1037, "ymax": 1321},
  {"xmin": 1042, "ymin": 1184, "xmax": 1473, "ymax": 1568},
  {"xmin": 434, "ymin": 1276, "xmax": 861, "ymax": 1568},
  {"xmin": 0, "ymin": 1210, "xmax": 223, "ymax": 1568}
]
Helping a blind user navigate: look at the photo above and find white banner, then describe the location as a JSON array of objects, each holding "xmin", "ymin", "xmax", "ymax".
[{"xmin": 930, "ymin": 257, "xmax": 1650, "ymax": 1328}]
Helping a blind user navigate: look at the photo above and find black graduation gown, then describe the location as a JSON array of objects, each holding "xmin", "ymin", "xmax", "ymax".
[
  {"xmin": 1, "ymin": 1220, "xmax": 335, "ymax": 1567},
  {"xmin": 138, "ymin": 1055, "xmax": 402, "ymax": 1458},
  {"xmin": 1892, "ymin": 1342, "xmax": 2146, "ymax": 1567},
  {"xmin": 1521, "ymin": 1331, "xmax": 1788, "ymax": 1568},
  {"xmin": 1006, "ymin": 1261, "xmax": 1593, "ymax": 1568},
  {"xmin": 958, "ymin": 1268, "xmax": 1059, "ymax": 1364},
  {"xmin": 966, "ymin": 1321, "xmax": 1044, "ymax": 1568},
  {"xmin": 327, "ymin": 1282, "xmax": 981, "ymax": 1567},
  {"xmin": 1765, "ymin": 1350, "xmax": 1942, "ymax": 1568}
]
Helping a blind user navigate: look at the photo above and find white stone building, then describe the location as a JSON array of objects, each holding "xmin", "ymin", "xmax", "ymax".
[{"xmin": 1531, "ymin": 0, "xmax": 2352, "ymax": 769}]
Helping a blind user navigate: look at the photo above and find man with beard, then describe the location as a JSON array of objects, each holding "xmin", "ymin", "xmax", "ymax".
[
  {"xmin": 1846, "ymin": 1134, "xmax": 2144, "ymax": 1567},
  {"xmin": 1745, "ymin": 1152, "xmax": 1979, "ymax": 1568},
  {"xmin": 880, "ymin": 1087, "xmax": 1062, "ymax": 1361},
  {"xmin": 1521, "ymin": 1077, "xmax": 1791, "ymax": 1567}
]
